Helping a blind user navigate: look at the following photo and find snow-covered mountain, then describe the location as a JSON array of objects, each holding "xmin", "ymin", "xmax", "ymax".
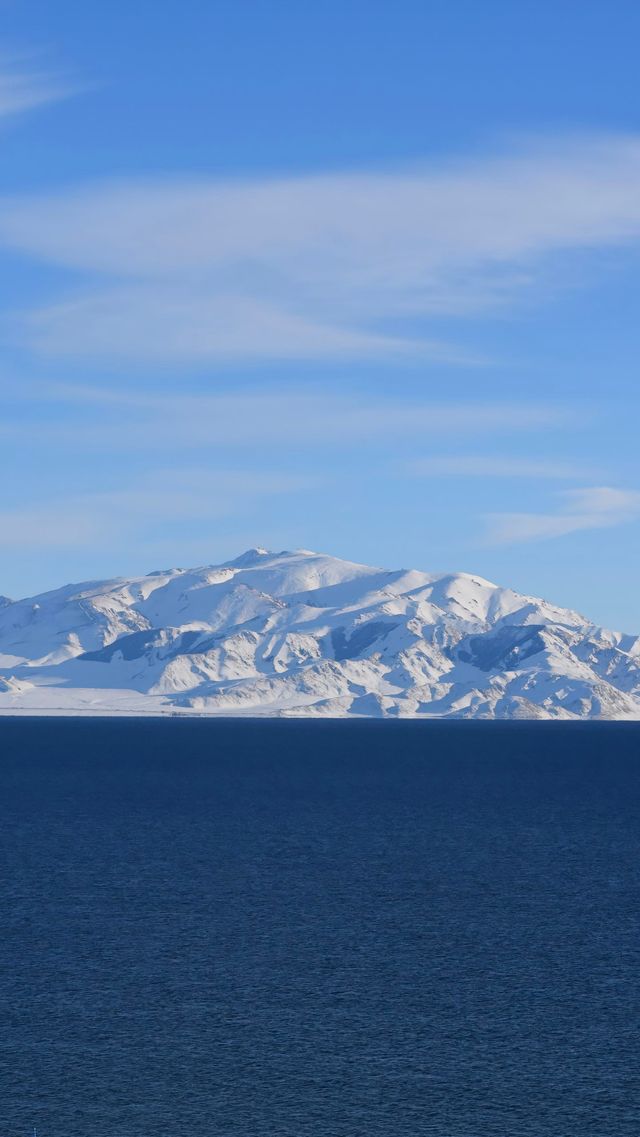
[{"xmin": 0, "ymin": 547, "xmax": 638, "ymax": 718}]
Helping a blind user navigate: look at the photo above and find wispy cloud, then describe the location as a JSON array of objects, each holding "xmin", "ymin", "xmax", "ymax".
[
  {"xmin": 0, "ymin": 53, "xmax": 73, "ymax": 121},
  {"xmin": 0, "ymin": 467, "xmax": 319, "ymax": 551},
  {"xmin": 3, "ymin": 134, "xmax": 640, "ymax": 361},
  {"xmin": 19, "ymin": 287, "xmax": 438, "ymax": 363},
  {"xmin": 406, "ymin": 455, "xmax": 591, "ymax": 479},
  {"xmin": 0, "ymin": 382, "xmax": 571, "ymax": 451},
  {"xmin": 485, "ymin": 486, "xmax": 640, "ymax": 544}
]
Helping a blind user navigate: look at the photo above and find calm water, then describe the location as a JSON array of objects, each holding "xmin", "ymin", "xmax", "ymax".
[{"xmin": 1, "ymin": 718, "xmax": 639, "ymax": 1137}]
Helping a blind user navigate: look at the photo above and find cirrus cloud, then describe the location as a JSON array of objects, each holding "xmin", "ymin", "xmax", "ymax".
[
  {"xmin": 4, "ymin": 134, "xmax": 640, "ymax": 362},
  {"xmin": 0, "ymin": 381, "xmax": 572, "ymax": 451},
  {"xmin": 0, "ymin": 467, "xmax": 320, "ymax": 551},
  {"xmin": 0, "ymin": 52, "xmax": 74, "ymax": 121},
  {"xmin": 405, "ymin": 455, "xmax": 592, "ymax": 479},
  {"xmin": 484, "ymin": 486, "xmax": 640, "ymax": 544}
]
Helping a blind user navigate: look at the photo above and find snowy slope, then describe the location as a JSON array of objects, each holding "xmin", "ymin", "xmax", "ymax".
[{"xmin": 0, "ymin": 547, "xmax": 638, "ymax": 718}]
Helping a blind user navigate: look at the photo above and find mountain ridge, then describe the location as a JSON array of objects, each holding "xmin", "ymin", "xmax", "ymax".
[{"xmin": 0, "ymin": 548, "xmax": 638, "ymax": 719}]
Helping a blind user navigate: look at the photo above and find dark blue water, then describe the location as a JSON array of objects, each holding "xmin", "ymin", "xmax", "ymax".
[{"xmin": 1, "ymin": 719, "xmax": 639, "ymax": 1136}]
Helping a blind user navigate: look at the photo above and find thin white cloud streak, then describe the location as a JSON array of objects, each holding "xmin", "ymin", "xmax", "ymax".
[
  {"xmin": 406, "ymin": 455, "xmax": 590, "ymax": 478},
  {"xmin": 0, "ymin": 384, "xmax": 573, "ymax": 450},
  {"xmin": 5, "ymin": 136, "xmax": 640, "ymax": 275},
  {"xmin": 21, "ymin": 288, "xmax": 441, "ymax": 363},
  {"xmin": 485, "ymin": 486, "xmax": 640, "ymax": 544},
  {"xmin": 0, "ymin": 468, "xmax": 319, "ymax": 551},
  {"xmin": 4, "ymin": 134, "xmax": 640, "ymax": 360},
  {"xmin": 0, "ymin": 54, "xmax": 73, "ymax": 120}
]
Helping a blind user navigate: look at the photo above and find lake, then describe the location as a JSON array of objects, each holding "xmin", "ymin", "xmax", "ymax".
[{"xmin": 1, "ymin": 718, "xmax": 639, "ymax": 1136}]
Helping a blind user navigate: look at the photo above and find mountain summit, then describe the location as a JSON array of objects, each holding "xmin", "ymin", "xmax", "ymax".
[{"xmin": 0, "ymin": 549, "xmax": 638, "ymax": 718}]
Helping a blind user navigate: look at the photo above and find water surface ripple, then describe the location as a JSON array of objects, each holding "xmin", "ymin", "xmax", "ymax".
[{"xmin": 1, "ymin": 719, "xmax": 639, "ymax": 1136}]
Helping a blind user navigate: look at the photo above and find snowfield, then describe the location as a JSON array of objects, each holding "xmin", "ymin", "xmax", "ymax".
[{"xmin": 0, "ymin": 547, "xmax": 638, "ymax": 719}]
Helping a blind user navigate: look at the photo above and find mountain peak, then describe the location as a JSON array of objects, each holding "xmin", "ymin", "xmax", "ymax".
[
  {"xmin": 0, "ymin": 549, "xmax": 637, "ymax": 720},
  {"xmin": 227, "ymin": 547, "xmax": 272, "ymax": 567}
]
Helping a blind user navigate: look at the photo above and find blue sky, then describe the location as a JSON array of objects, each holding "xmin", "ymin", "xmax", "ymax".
[{"xmin": 1, "ymin": 0, "xmax": 639, "ymax": 631}]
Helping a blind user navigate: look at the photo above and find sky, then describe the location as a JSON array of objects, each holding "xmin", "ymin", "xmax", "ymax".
[{"xmin": 0, "ymin": 0, "xmax": 639, "ymax": 631}]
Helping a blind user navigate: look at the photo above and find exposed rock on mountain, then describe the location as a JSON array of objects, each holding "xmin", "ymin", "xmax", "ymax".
[{"xmin": 0, "ymin": 548, "xmax": 638, "ymax": 718}]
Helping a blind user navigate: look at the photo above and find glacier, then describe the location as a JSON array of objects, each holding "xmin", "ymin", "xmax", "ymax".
[{"xmin": 0, "ymin": 547, "xmax": 638, "ymax": 719}]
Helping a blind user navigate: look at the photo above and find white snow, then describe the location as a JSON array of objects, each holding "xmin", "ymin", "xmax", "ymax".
[{"xmin": 0, "ymin": 548, "xmax": 638, "ymax": 719}]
